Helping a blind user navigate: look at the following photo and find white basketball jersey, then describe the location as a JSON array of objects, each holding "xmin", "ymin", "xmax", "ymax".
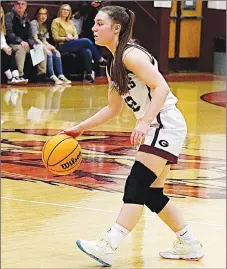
[{"xmin": 108, "ymin": 44, "xmax": 178, "ymax": 120}]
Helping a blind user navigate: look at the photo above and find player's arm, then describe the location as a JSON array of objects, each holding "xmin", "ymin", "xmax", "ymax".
[
  {"xmin": 123, "ymin": 48, "xmax": 170, "ymax": 126},
  {"xmin": 62, "ymin": 71, "xmax": 124, "ymax": 137}
]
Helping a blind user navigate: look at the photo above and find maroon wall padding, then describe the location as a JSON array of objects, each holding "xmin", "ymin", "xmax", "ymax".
[
  {"xmin": 199, "ymin": 2, "xmax": 226, "ymax": 73},
  {"xmin": 113, "ymin": 1, "xmax": 170, "ymax": 74}
]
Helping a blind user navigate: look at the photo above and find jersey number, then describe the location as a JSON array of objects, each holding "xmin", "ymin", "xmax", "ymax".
[
  {"xmin": 128, "ymin": 77, "xmax": 136, "ymax": 90},
  {"xmin": 124, "ymin": 96, "xmax": 141, "ymax": 112}
]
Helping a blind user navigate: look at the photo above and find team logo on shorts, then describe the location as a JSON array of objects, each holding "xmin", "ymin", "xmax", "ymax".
[{"xmin": 159, "ymin": 140, "xmax": 169, "ymax": 147}]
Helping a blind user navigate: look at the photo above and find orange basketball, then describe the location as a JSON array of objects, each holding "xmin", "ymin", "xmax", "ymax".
[{"xmin": 42, "ymin": 134, "xmax": 82, "ymax": 175}]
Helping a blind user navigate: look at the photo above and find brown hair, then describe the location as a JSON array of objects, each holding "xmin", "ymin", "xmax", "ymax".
[
  {"xmin": 58, "ymin": 4, "xmax": 72, "ymax": 22},
  {"xmin": 33, "ymin": 7, "xmax": 49, "ymax": 33},
  {"xmin": 34, "ymin": 7, "xmax": 48, "ymax": 20},
  {"xmin": 100, "ymin": 6, "xmax": 135, "ymax": 95},
  {"xmin": 0, "ymin": 6, "xmax": 6, "ymax": 34}
]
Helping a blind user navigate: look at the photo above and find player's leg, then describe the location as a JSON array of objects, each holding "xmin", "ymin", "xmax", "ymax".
[
  {"xmin": 146, "ymin": 165, "xmax": 186, "ymax": 231},
  {"xmin": 140, "ymin": 106, "xmax": 204, "ymax": 260},
  {"xmin": 76, "ymin": 152, "xmax": 167, "ymax": 266},
  {"xmin": 145, "ymin": 164, "xmax": 204, "ymax": 260},
  {"xmin": 116, "ymin": 153, "xmax": 167, "ymax": 231}
]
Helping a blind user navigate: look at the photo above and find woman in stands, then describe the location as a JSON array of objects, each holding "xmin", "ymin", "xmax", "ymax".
[
  {"xmin": 31, "ymin": 7, "xmax": 71, "ymax": 85},
  {"xmin": 51, "ymin": 4, "xmax": 106, "ymax": 83},
  {"xmin": 1, "ymin": 6, "xmax": 28, "ymax": 85}
]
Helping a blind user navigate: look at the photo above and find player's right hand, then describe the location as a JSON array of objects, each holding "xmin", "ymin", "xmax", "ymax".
[{"xmin": 60, "ymin": 125, "xmax": 84, "ymax": 138}]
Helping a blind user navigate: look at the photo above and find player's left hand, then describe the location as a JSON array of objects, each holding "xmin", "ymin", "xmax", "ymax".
[{"xmin": 131, "ymin": 120, "xmax": 150, "ymax": 146}]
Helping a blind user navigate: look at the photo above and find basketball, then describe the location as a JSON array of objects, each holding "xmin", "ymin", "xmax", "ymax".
[{"xmin": 42, "ymin": 134, "xmax": 82, "ymax": 175}]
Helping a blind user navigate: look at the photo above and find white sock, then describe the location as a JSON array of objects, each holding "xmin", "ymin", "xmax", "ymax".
[
  {"xmin": 176, "ymin": 225, "xmax": 197, "ymax": 243},
  {"xmin": 58, "ymin": 74, "xmax": 64, "ymax": 79},
  {"xmin": 107, "ymin": 223, "xmax": 129, "ymax": 249},
  {"xmin": 12, "ymin": 70, "xmax": 19, "ymax": 78},
  {"xmin": 5, "ymin": 69, "xmax": 12, "ymax": 80},
  {"xmin": 50, "ymin": 75, "xmax": 58, "ymax": 81}
]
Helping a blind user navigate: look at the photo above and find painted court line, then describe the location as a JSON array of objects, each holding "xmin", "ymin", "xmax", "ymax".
[{"xmin": 1, "ymin": 196, "xmax": 223, "ymax": 228}]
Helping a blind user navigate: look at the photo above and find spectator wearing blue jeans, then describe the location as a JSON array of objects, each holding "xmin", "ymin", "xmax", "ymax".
[
  {"xmin": 51, "ymin": 4, "xmax": 106, "ymax": 83},
  {"xmin": 31, "ymin": 7, "xmax": 71, "ymax": 84}
]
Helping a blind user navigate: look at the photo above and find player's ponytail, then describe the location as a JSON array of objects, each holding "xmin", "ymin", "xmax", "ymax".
[{"xmin": 100, "ymin": 6, "xmax": 135, "ymax": 95}]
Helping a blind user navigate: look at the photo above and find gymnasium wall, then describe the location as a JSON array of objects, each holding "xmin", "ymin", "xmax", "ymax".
[{"xmin": 1, "ymin": 1, "xmax": 226, "ymax": 74}]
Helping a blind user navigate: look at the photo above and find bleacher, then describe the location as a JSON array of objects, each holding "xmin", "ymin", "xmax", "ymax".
[{"xmin": 1, "ymin": 1, "xmax": 107, "ymax": 83}]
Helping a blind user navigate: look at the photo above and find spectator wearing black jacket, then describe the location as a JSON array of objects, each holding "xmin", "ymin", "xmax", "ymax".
[
  {"xmin": 5, "ymin": 0, "xmax": 49, "ymax": 82},
  {"xmin": 80, "ymin": 1, "xmax": 110, "ymax": 42}
]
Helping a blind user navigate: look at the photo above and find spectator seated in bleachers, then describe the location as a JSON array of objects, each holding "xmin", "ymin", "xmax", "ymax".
[
  {"xmin": 71, "ymin": 9, "xmax": 84, "ymax": 38},
  {"xmin": 51, "ymin": 4, "xmax": 107, "ymax": 83},
  {"xmin": 79, "ymin": 1, "xmax": 107, "ymax": 42},
  {"xmin": 31, "ymin": 7, "xmax": 71, "ymax": 85},
  {"xmin": 1, "ymin": 6, "xmax": 28, "ymax": 85},
  {"xmin": 5, "ymin": 0, "xmax": 51, "ymax": 83}
]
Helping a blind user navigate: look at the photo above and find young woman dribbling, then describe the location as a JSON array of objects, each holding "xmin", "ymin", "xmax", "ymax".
[{"xmin": 62, "ymin": 6, "xmax": 204, "ymax": 267}]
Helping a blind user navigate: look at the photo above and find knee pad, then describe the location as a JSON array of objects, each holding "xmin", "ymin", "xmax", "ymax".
[
  {"xmin": 145, "ymin": 187, "xmax": 169, "ymax": 213},
  {"xmin": 123, "ymin": 161, "xmax": 157, "ymax": 205}
]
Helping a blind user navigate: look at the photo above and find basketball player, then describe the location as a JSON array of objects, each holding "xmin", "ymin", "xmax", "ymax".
[{"xmin": 62, "ymin": 6, "xmax": 204, "ymax": 266}]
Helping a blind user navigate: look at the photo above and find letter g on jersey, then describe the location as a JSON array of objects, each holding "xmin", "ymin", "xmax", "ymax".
[{"xmin": 159, "ymin": 140, "xmax": 169, "ymax": 147}]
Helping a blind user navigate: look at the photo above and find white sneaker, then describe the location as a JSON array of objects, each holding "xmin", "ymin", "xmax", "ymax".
[
  {"xmin": 58, "ymin": 75, "xmax": 71, "ymax": 84},
  {"xmin": 8, "ymin": 77, "xmax": 28, "ymax": 85},
  {"xmin": 17, "ymin": 76, "xmax": 29, "ymax": 85},
  {"xmin": 159, "ymin": 238, "xmax": 204, "ymax": 260},
  {"xmin": 50, "ymin": 75, "xmax": 64, "ymax": 85},
  {"xmin": 76, "ymin": 233, "xmax": 116, "ymax": 266},
  {"xmin": 7, "ymin": 77, "xmax": 17, "ymax": 85}
]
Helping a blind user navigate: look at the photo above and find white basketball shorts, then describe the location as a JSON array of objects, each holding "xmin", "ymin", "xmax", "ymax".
[{"xmin": 139, "ymin": 106, "xmax": 187, "ymax": 164}]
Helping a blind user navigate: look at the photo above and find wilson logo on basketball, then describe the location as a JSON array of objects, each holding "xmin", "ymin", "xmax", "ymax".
[
  {"xmin": 42, "ymin": 134, "xmax": 82, "ymax": 175},
  {"xmin": 61, "ymin": 153, "xmax": 82, "ymax": 169},
  {"xmin": 1, "ymin": 129, "xmax": 226, "ymax": 199}
]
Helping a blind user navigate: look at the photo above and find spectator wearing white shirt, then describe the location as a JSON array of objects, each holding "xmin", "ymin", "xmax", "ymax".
[{"xmin": 1, "ymin": 6, "xmax": 28, "ymax": 84}]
